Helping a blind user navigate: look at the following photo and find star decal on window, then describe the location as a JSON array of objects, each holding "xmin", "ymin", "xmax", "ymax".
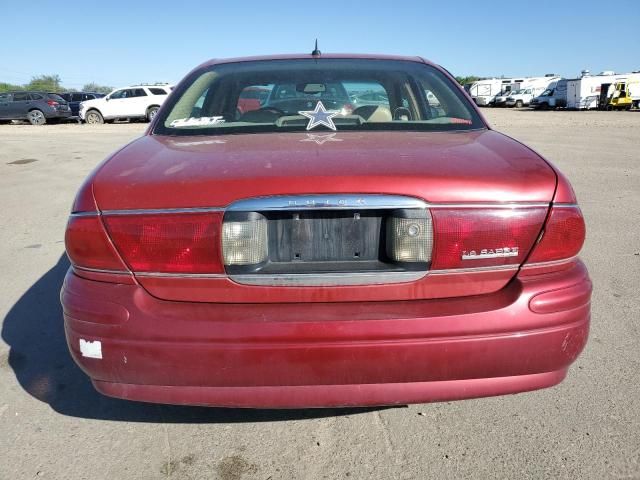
[{"xmin": 298, "ymin": 101, "xmax": 341, "ymax": 131}]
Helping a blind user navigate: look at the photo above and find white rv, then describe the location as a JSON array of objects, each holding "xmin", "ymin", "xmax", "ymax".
[
  {"xmin": 566, "ymin": 72, "xmax": 626, "ymax": 110},
  {"xmin": 468, "ymin": 78, "xmax": 513, "ymax": 106},
  {"xmin": 505, "ymin": 76, "xmax": 562, "ymax": 108}
]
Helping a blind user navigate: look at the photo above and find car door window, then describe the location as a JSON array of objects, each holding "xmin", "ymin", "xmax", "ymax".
[
  {"xmin": 344, "ymin": 82, "xmax": 389, "ymax": 109},
  {"xmin": 31, "ymin": 93, "xmax": 44, "ymax": 100},
  {"xmin": 132, "ymin": 88, "xmax": 147, "ymax": 97},
  {"xmin": 109, "ymin": 90, "xmax": 126, "ymax": 100},
  {"xmin": 12, "ymin": 93, "xmax": 30, "ymax": 101},
  {"xmin": 71, "ymin": 93, "xmax": 83, "ymax": 102},
  {"xmin": 84, "ymin": 94, "xmax": 95, "ymax": 100},
  {"xmin": 149, "ymin": 88, "xmax": 168, "ymax": 95}
]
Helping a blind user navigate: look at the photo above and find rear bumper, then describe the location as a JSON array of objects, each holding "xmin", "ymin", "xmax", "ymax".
[
  {"xmin": 45, "ymin": 108, "xmax": 71, "ymax": 119},
  {"xmin": 62, "ymin": 261, "xmax": 591, "ymax": 408}
]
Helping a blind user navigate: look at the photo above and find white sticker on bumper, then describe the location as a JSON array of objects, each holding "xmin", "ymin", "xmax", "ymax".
[{"xmin": 79, "ymin": 339, "xmax": 102, "ymax": 359}]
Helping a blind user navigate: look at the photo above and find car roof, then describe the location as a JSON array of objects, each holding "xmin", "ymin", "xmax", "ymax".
[
  {"xmin": 4, "ymin": 91, "xmax": 48, "ymax": 94},
  {"xmin": 197, "ymin": 53, "xmax": 434, "ymax": 69}
]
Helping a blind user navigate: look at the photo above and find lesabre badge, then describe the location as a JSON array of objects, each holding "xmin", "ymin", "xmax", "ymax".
[{"xmin": 299, "ymin": 101, "xmax": 340, "ymax": 131}]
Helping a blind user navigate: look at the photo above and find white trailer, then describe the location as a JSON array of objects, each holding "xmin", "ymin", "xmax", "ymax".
[
  {"xmin": 468, "ymin": 78, "xmax": 513, "ymax": 106},
  {"xmin": 566, "ymin": 72, "xmax": 626, "ymax": 110}
]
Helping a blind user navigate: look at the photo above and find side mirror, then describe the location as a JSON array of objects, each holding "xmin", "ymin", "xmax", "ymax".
[{"xmin": 105, "ymin": 96, "xmax": 110, "ymax": 101}]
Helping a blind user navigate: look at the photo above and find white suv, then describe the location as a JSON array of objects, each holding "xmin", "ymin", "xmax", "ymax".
[{"xmin": 79, "ymin": 84, "xmax": 173, "ymax": 124}]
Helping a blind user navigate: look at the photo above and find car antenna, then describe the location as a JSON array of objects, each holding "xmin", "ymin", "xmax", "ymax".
[{"xmin": 311, "ymin": 39, "xmax": 321, "ymax": 57}]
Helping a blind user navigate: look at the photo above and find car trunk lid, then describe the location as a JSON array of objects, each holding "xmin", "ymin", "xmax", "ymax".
[{"xmin": 93, "ymin": 129, "xmax": 557, "ymax": 303}]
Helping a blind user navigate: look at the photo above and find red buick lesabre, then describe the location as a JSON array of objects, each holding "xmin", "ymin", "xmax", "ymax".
[{"xmin": 62, "ymin": 54, "xmax": 591, "ymax": 408}]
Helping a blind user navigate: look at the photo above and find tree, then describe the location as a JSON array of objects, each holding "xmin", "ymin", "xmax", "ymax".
[
  {"xmin": 82, "ymin": 82, "xmax": 113, "ymax": 94},
  {"xmin": 25, "ymin": 74, "xmax": 63, "ymax": 92},
  {"xmin": 0, "ymin": 82, "xmax": 24, "ymax": 93},
  {"xmin": 455, "ymin": 76, "xmax": 482, "ymax": 86}
]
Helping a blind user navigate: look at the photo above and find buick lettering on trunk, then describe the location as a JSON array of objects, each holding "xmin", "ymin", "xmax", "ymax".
[{"xmin": 62, "ymin": 53, "xmax": 591, "ymax": 408}]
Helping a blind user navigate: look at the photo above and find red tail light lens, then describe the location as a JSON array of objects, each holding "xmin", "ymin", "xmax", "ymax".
[
  {"xmin": 526, "ymin": 206, "xmax": 585, "ymax": 264},
  {"xmin": 65, "ymin": 216, "xmax": 127, "ymax": 271},
  {"xmin": 103, "ymin": 213, "xmax": 223, "ymax": 274},
  {"xmin": 47, "ymin": 100, "xmax": 59, "ymax": 106},
  {"xmin": 430, "ymin": 207, "xmax": 548, "ymax": 270}
]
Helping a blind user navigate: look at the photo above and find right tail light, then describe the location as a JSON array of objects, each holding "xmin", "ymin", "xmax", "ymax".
[
  {"xmin": 525, "ymin": 206, "xmax": 585, "ymax": 264},
  {"xmin": 429, "ymin": 207, "xmax": 548, "ymax": 270}
]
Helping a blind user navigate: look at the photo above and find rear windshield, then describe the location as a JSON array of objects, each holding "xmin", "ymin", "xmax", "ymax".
[
  {"xmin": 47, "ymin": 93, "xmax": 66, "ymax": 102},
  {"xmin": 154, "ymin": 59, "xmax": 485, "ymax": 136}
]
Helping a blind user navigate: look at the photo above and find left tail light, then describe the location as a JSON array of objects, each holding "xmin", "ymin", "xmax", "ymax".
[
  {"xmin": 65, "ymin": 215, "xmax": 127, "ymax": 271},
  {"xmin": 47, "ymin": 100, "xmax": 59, "ymax": 106},
  {"xmin": 103, "ymin": 213, "xmax": 224, "ymax": 274}
]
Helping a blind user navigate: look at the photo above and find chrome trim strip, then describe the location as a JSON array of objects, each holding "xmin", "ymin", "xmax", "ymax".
[
  {"xmin": 69, "ymin": 211, "xmax": 99, "ymax": 218},
  {"xmin": 135, "ymin": 272, "xmax": 227, "ymax": 279},
  {"xmin": 227, "ymin": 195, "xmax": 428, "ymax": 211},
  {"xmin": 429, "ymin": 265, "xmax": 519, "ymax": 274},
  {"xmin": 521, "ymin": 256, "xmax": 578, "ymax": 269},
  {"xmin": 80, "ymin": 264, "xmax": 523, "ymax": 281},
  {"xmin": 74, "ymin": 200, "xmax": 558, "ymax": 216},
  {"xmin": 73, "ymin": 265, "xmax": 130, "ymax": 275},
  {"xmin": 427, "ymin": 202, "xmax": 549, "ymax": 209},
  {"xmin": 100, "ymin": 207, "xmax": 225, "ymax": 216},
  {"xmin": 228, "ymin": 271, "xmax": 426, "ymax": 286},
  {"xmin": 550, "ymin": 203, "xmax": 579, "ymax": 208}
]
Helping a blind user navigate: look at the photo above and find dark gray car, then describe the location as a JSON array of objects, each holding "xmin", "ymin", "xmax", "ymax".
[{"xmin": 0, "ymin": 91, "xmax": 72, "ymax": 125}]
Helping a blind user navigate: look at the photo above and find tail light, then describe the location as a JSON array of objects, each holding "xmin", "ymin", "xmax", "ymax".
[
  {"xmin": 65, "ymin": 202, "xmax": 584, "ymax": 282},
  {"xmin": 222, "ymin": 213, "xmax": 268, "ymax": 266},
  {"xmin": 526, "ymin": 206, "xmax": 585, "ymax": 264},
  {"xmin": 47, "ymin": 100, "xmax": 59, "ymax": 106},
  {"xmin": 65, "ymin": 215, "xmax": 127, "ymax": 271},
  {"xmin": 430, "ymin": 207, "xmax": 548, "ymax": 270},
  {"xmin": 103, "ymin": 213, "xmax": 224, "ymax": 274}
]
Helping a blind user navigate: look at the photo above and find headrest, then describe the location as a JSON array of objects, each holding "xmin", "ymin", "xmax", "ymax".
[{"xmin": 352, "ymin": 105, "xmax": 393, "ymax": 122}]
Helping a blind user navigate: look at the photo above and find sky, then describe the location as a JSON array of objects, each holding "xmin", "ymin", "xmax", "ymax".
[{"xmin": 2, "ymin": 0, "xmax": 639, "ymax": 90}]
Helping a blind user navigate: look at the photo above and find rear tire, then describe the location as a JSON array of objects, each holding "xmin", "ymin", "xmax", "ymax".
[
  {"xmin": 85, "ymin": 110, "xmax": 104, "ymax": 124},
  {"xmin": 146, "ymin": 106, "xmax": 159, "ymax": 122},
  {"xmin": 515, "ymin": 100, "xmax": 524, "ymax": 108},
  {"xmin": 28, "ymin": 109, "xmax": 46, "ymax": 126}
]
